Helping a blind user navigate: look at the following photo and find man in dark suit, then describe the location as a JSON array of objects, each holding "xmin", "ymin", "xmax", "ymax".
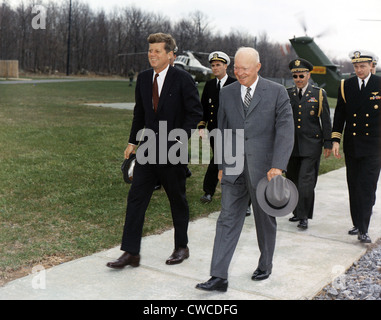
[
  {"xmin": 107, "ymin": 33, "xmax": 203, "ymax": 269},
  {"xmin": 332, "ymin": 50, "xmax": 381, "ymax": 243},
  {"xmin": 286, "ymin": 58, "xmax": 332, "ymax": 230},
  {"xmin": 198, "ymin": 51, "xmax": 236, "ymax": 204},
  {"xmin": 196, "ymin": 47, "xmax": 294, "ymax": 292}
]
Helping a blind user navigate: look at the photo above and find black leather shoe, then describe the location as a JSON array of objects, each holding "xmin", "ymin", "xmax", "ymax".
[
  {"xmin": 246, "ymin": 206, "xmax": 252, "ymax": 216},
  {"xmin": 358, "ymin": 233, "xmax": 372, "ymax": 243},
  {"xmin": 348, "ymin": 227, "xmax": 359, "ymax": 235},
  {"xmin": 200, "ymin": 194, "xmax": 212, "ymax": 204},
  {"xmin": 196, "ymin": 277, "xmax": 228, "ymax": 292},
  {"xmin": 289, "ymin": 216, "xmax": 300, "ymax": 222},
  {"xmin": 297, "ymin": 219, "xmax": 308, "ymax": 230},
  {"xmin": 251, "ymin": 268, "xmax": 271, "ymax": 281},
  {"xmin": 106, "ymin": 252, "xmax": 140, "ymax": 269},
  {"xmin": 165, "ymin": 247, "xmax": 189, "ymax": 265}
]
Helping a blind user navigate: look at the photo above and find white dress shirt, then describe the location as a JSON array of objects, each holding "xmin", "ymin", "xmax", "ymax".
[{"xmin": 240, "ymin": 76, "xmax": 259, "ymax": 103}]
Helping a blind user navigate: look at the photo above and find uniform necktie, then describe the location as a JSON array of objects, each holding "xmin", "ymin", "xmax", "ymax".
[
  {"xmin": 217, "ymin": 80, "xmax": 221, "ymax": 91},
  {"xmin": 360, "ymin": 79, "xmax": 365, "ymax": 92},
  {"xmin": 298, "ymin": 88, "xmax": 303, "ymax": 100},
  {"xmin": 244, "ymin": 87, "xmax": 252, "ymax": 108},
  {"xmin": 153, "ymin": 73, "xmax": 159, "ymax": 112}
]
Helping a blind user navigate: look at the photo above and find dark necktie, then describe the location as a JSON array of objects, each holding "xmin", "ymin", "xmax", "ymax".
[
  {"xmin": 217, "ymin": 80, "xmax": 221, "ymax": 91},
  {"xmin": 244, "ymin": 87, "xmax": 252, "ymax": 108},
  {"xmin": 153, "ymin": 73, "xmax": 159, "ymax": 112},
  {"xmin": 360, "ymin": 80, "xmax": 365, "ymax": 92},
  {"xmin": 298, "ymin": 88, "xmax": 303, "ymax": 100}
]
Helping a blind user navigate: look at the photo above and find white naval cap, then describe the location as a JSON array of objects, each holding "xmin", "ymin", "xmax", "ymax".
[
  {"xmin": 208, "ymin": 51, "xmax": 231, "ymax": 66},
  {"xmin": 348, "ymin": 50, "xmax": 374, "ymax": 63}
]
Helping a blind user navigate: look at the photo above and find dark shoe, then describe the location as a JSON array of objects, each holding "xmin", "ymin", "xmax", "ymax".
[
  {"xmin": 166, "ymin": 247, "xmax": 189, "ymax": 265},
  {"xmin": 246, "ymin": 206, "xmax": 252, "ymax": 216},
  {"xmin": 186, "ymin": 168, "xmax": 192, "ymax": 178},
  {"xmin": 348, "ymin": 227, "xmax": 359, "ymax": 235},
  {"xmin": 358, "ymin": 233, "xmax": 372, "ymax": 243},
  {"xmin": 200, "ymin": 194, "xmax": 212, "ymax": 204},
  {"xmin": 196, "ymin": 277, "xmax": 228, "ymax": 292},
  {"xmin": 297, "ymin": 219, "xmax": 308, "ymax": 229},
  {"xmin": 154, "ymin": 184, "xmax": 161, "ymax": 191},
  {"xmin": 106, "ymin": 252, "xmax": 140, "ymax": 269},
  {"xmin": 251, "ymin": 268, "xmax": 271, "ymax": 281},
  {"xmin": 289, "ymin": 216, "xmax": 300, "ymax": 222}
]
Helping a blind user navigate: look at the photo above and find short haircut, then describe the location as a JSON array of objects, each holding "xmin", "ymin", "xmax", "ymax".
[
  {"xmin": 235, "ymin": 47, "xmax": 261, "ymax": 63},
  {"xmin": 147, "ymin": 33, "xmax": 177, "ymax": 53}
]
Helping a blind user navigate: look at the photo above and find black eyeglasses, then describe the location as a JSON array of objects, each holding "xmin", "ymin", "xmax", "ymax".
[{"xmin": 293, "ymin": 74, "xmax": 305, "ymax": 79}]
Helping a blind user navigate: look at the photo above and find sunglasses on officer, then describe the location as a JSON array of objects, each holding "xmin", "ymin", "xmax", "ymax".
[{"xmin": 293, "ymin": 74, "xmax": 305, "ymax": 79}]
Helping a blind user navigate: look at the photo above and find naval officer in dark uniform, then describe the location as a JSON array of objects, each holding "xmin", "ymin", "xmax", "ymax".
[
  {"xmin": 286, "ymin": 58, "xmax": 332, "ymax": 229},
  {"xmin": 332, "ymin": 50, "xmax": 381, "ymax": 243},
  {"xmin": 198, "ymin": 51, "xmax": 236, "ymax": 204}
]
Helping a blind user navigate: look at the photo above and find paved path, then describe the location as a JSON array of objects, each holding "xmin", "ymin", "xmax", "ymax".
[{"xmin": 1, "ymin": 167, "xmax": 380, "ymax": 300}]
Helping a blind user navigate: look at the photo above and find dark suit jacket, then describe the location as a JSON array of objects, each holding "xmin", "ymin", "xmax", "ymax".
[
  {"xmin": 129, "ymin": 65, "xmax": 203, "ymax": 163},
  {"xmin": 332, "ymin": 74, "xmax": 381, "ymax": 158},
  {"xmin": 287, "ymin": 84, "xmax": 332, "ymax": 157},
  {"xmin": 198, "ymin": 76, "xmax": 236, "ymax": 131}
]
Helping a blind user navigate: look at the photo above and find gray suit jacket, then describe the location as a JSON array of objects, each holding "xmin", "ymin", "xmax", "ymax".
[{"xmin": 217, "ymin": 76, "xmax": 294, "ymax": 187}]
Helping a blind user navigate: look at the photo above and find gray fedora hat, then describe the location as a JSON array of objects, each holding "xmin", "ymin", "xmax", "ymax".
[
  {"xmin": 121, "ymin": 154, "xmax": 136, "ymax": 184},
  {"xmin": 256, "ymin": 175, "xmax": 298, "ymax": 217}
]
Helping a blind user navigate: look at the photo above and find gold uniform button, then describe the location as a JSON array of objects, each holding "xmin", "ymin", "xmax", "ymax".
[
  {"xmin": 366, "ymin": 124, "xmax": 369, "ymax": 127},
  {"xmin": 353, "ymin": 133, "xmax": 356, "ymax": 136},
  {"xmin": 297, "ymin": 126, "xmax": 301, "ymax": 129},
  {"xmin": 299, "ymin": 105, "xmax": 302, "ymax": 108},
  {"xmin": 375, "ymin": 105, "xmax": 379, "ymax": 110},
  {"xmin": 366, "ymin": 133, "xmax": 369, "ymax": 136},
  {"xmin": 298, "ymin": 119, "xmax": 301, "ymax": 122},
  {"xmin": 353, "ymin": 123, "xmax": 356, "ymax": 127},
  {"xmin": 366, "ymin": 114, "xmax": 369, "ymax": 117},
  {"xmin": 354, "ymin": 114, "xmax": 357, "ymax": 117}
]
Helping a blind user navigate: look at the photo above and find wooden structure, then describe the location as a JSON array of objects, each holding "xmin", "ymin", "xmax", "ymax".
[{"xmin": 0, "ymin": 60, "xmax": 19, "ymax": 78}]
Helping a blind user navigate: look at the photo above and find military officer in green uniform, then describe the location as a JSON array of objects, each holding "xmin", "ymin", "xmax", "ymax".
[
  {"xmin": 286, "ymin": 58, "xmax": 332, "ymax": 229},
  {"xmin": 198, "ymin": 51, "xmax": 236, "ymax": 204},
  {"xmin": 332, "ymin": 50, "xmax": 381, "ymax": 243}
]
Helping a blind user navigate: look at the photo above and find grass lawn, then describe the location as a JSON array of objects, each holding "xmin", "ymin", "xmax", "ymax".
[{"xmin": 0, "ymin": 80, "xmax": 344, "ymax": 285}]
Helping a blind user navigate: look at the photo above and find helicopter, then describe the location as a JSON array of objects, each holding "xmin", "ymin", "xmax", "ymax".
[
  {"xmin": 290, "ymin": 36, "xmax": 380, "ymax": 98},
  {"xmin": 173, "ymin": 51, "xmax": 213, "ymax": 82},
  {"xmin": 289, "ymin": 15, "xmax": 380, "ymax": 98}
]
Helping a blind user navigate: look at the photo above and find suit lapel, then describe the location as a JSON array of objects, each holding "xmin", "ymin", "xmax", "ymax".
[
  {"xmin": 246, "ymin": 77, "xmax": 264, "ymax": 117},
  {"xmin": 231, "ymin": 82, "xmax": 245, "ymax": 119},
  {"xmin": 143, "ymin": 69, "xmax": 154, "ymax": 113},
  {"xmin": 157, "ymin": 66, "xmax": 176, "ymax": 113}
]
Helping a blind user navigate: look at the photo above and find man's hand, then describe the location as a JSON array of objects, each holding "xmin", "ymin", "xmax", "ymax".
[
  {"xmin": 332, "ymin": 142, "xmax": 341, "ymax": 159},
  {"xmin": 323, "ymin": 148, "xmax": 332, "ymax": 158},
  {"xmin": 124, "ymin": 144, "xmax": 137, "ymax": 159},
  {"xmin": 267, "ymin": 168, "xmax": 282, "ymax": 181},
  {"xmin": 199, "ymin": 128, "xmax": 205, "ymax": 139},
  {"xmin": 218, "ymin": 170, "xmax": 223, "ymax": 182}
]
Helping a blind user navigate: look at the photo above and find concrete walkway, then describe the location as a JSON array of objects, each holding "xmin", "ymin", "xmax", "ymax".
[{"xmin": 1, "ymin": 167, "xmax": 380, "ymax": 300}]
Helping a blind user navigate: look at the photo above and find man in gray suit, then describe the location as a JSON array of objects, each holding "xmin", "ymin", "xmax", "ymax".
[{"xmin": 196, "ymin": 47, "xmax": 294, "ymax": 292}]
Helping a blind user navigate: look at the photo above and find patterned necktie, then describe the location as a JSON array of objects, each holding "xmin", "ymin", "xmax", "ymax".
[
  {"xmin": 244, "ymin": 87, "xmax": 252, "ymax": 108},
  {"xmin": 152, "ymin": 73, "xmax": 159, "ymax": 112}
]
